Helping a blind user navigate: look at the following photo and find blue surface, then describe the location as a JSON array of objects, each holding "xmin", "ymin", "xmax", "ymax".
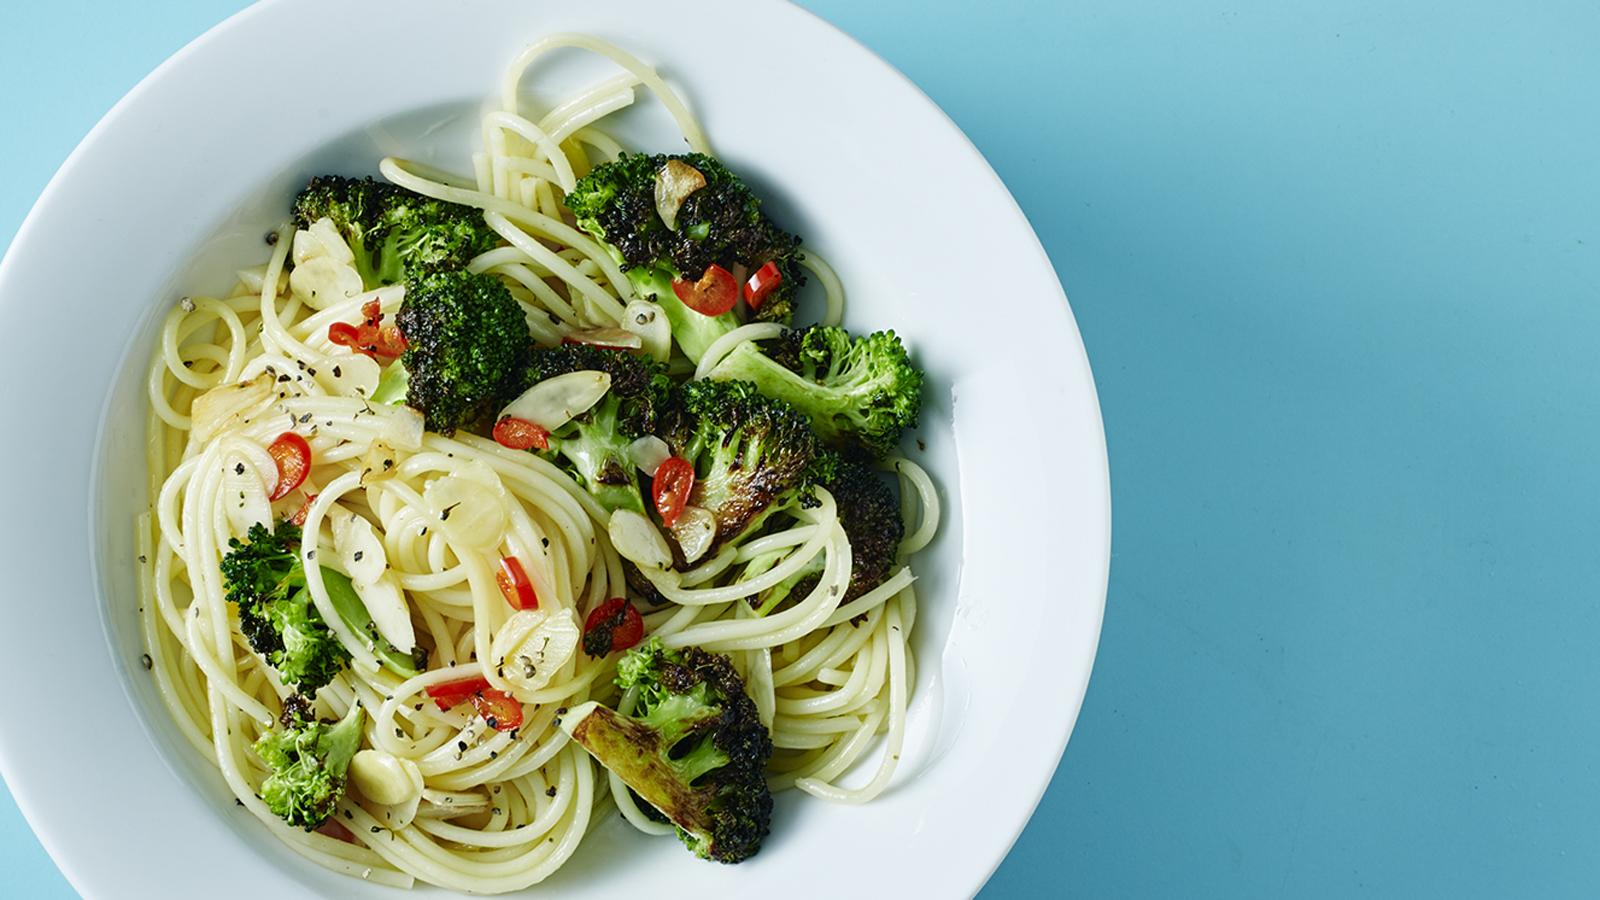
[{"xmin": 4, "ymin": 1, "xmax": 1598, "ymax": 897}]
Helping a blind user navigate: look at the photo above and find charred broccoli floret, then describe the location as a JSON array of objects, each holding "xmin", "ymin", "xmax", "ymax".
[
  {"xmin": 560, "ymin": 638, "xmax": 773, "ymax": 863},
  {"xmin": 220, "ymin": 522, "xmax": 422, "ymax": 687},
  {"xmin": 394, "ymin": 270, "xmax": 533, "ymax": 434},
  {"xmin": 220, "ymin": 522, "xmax": 349, "ymax": 692},
  {"xmin": 706, "ymin": 325, "xmax": 922, "ymax": 458},
  {"xmin": 520, "ymin": 344, "xmax": 672, "ymax": 514},
  {"xmin": 656, "ymin": 379, "xmax": 835, "ymax": 555},
  {"xmin": 564, "ymin": 153, "xmax": 805, "ymax": 361},
  {"xmin": 292, "ymin": 176, "xmax": 499, "ymax": 288},
  {"xmin": 754, "ymin": 457, "xmax": 904, "ymax": 614},
  {"xmin": 254, "ymin": 696, "xmax": 364, "ymax": 830}
]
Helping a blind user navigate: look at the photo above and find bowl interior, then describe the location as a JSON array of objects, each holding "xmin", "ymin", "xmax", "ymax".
[{"xmin": 91, "ymin": 97, "xmax": 968, "ymax": 895}]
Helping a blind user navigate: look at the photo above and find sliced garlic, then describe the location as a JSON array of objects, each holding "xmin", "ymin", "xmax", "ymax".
[
  {"xmin": 423, "ymin": 472, "xmax": 508, "ymax": 551},
  {"xmin": 320, "ymin": 351, "xmax": 381, "ymax": 400},
  {"xmin": 235, "ymin": 264, "xmax": 288, "ymax": 297},
  {"xmin": 669, "ymin": 505, "xmax": 717, "ymax": 564},
  {"xmin": 355, "ymin": 571, "xmax": 414, "ymax": 654},
  {"xmin": 608, "ymin": 509, "xmax": 673, "ymax": 571},
  {"xmin": 627, "ymin": 435, "xmax": 671, "ymax": 476},
  {"xmin": 189, "ymin": 373, "xmax": 275, "ymax": 444},
  {"xmin": 622, "ymin": 300, "xmax": 671, "ymax": 363},
  {"xmin": 361, "ymin": 441, "xmax": 400, "ymax": 486},
  {"xmin": 335, "ymin": 512, "xmax": 386, "ymax": 585},
  {"xmin": 564, "ymin": 327, "xmax": 643, "ymax": 350},
  {"xmin": 351, "ymin": 749, "xmax": 424, "ymax": 828},
  {"xmin": 306, "ymin": 218, "xmax": 356, "ymax": 265},
  {"xmin": 654, "ymin": 159, "xmax": 706, "ymax": 231},
  {"xmin": 490, "ymin": 608, "xmax": 581, "ymax": 696},
  {"xmin": 498, "ymin": 370, "xmax": 611, "ymax": 431},
  {"xmin": 350, "ymin": 749, "xmax": 422, "ymax": 806},
  {"xmin": 221, "ymin": 447, "xmax": 274, "ymax": 539},
  {"xmin": 290, "ymin": 256, "xmax": 363, "ymax": 310},
  {"xmin": 380, "ymin": 405, "xmax": 425, "ymax": 452}
]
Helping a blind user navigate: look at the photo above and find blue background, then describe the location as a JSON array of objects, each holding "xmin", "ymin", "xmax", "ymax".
[{"xmin": 4, "ymin": 1, "xmax": 1597, "ymax": 896}]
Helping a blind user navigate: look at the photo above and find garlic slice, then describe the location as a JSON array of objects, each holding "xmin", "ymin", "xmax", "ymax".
[
  {"xmin": 189, "ymin": 373, "xmax": 275, "ymax": 444},
  {"xmin": 350, "ymin": 749, "xmax": 422, "ymax": 806},
  {"xmin": 290, "ymin": 256, "xmax": 363, "ymax": 310},
  {"xmin": 490, "ymin": 608, "xmax": 581, "ymax": 696},
  {"xmin": 220, "ymin": 447, "xmax": 274, "ymax": 539},
  {"xmin": 355, "ymin": 571, "xmax": 415, "ymax": 654},
  {"xmin": 423, "ymin": 471, "xmax": 508, "ymax": 551},
  {"xmin": 608, "ymin": 509, "xmax": 673, "ymax": 571},
  {"xmin": 621, "ymin": 300, "xmax": 672, "ymax": 363},
  {"xmin": 351, "ymin": 749, "xmax": 424, "ymax": 828},
  {"xmin": 627, "ymin": 435, "xmax": 671, "ymax": 476},
  {"xmin": 335, "ymin": 512, "xmax": 386, "ymax": 585},
  {"xmin": 564, "ymin": 327, "xmax": 643, "ymax": 350},
  {"xmin": 498, "ymin": 370, "xmax": 611, "ymax": 431},
  {"xmin": 669, "ymin": 505, "xmax": 717, "ymax": 565},
  {"xmin": 654, "ymin": 159, "xmax": 706, "ymax": 231}
]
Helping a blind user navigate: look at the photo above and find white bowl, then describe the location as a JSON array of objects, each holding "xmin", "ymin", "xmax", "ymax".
[{"xmin": 0, "ymin": 0, "xmax": 1109, "ymax": 896}]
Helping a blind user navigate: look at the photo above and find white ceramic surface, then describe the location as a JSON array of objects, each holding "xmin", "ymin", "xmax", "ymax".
[{"xmin": 0, "ymin": 1, "xmax": 1109, "ymax": 896}]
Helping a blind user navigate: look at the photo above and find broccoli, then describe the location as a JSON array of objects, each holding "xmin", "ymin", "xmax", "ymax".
[
  {"xmin": 254, "ymin": 695, "xmax": 365, "ymax": 830},
  {"xmin": 560, "ymin": 638, "xmax": 773, "ymax": 863},
  {"xmin": 220, "ymin": 522, "xmax": 349, "ymax": 692},
  {"xmin": 564, "ymin": 153, "xmax": 806, "ymax": 361},
  {"xmin": 292, "ymin": 176, "xmax": 499, "ymax": 289},
  {"xmin": 519, "ymin": 344, "xmax": 672, "ymax": 514},
  {"xmin": 656, "ymin": 379, "xmax": 836, "ymax": 556},
  {"xmin": 394, "ymin": 269, "xmax": 534, "ymax": 434},
  {"xmin": 705, "ymin": 325, "xmax": 922, "ymax": 458},
  {"xmin": 755, "ymin": 457, "xmax": 904, "ymax": 615},
  {"xmin": 220, "ymin": 521, "xmax": 422, "ymax": 684}
]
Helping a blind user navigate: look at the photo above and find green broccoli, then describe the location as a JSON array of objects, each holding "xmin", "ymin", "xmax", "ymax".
[
  {"xmin": 705, "ymin": 325, "xmax": 922, "ymax": 458},
  {"xmin": 564, "ymin": 153, "xmax": 805, "ymax": 361},
  {"xmin": 560, "ymin": 638, "xmax": 773, "ymax": 863},
  {"xmin": 220, "ymin": 521, "xmax": 423, "ymax": 685},
  {"xmin": 394, "ymin": 269, "xmax": 534, "ymax": 434},
  {"xmin": 292, "ymin": 176, "xmax": 499, "ymax": 289},
  {"xmin": 220, "ymin": 522, "xmax": 349, "ymax": 692},
  {"xmin": 655, "ymin": 379, "xmax": 836, "ymax": 556},
  {"xmin": 520, "ymin": 344, "xmax": 672, "ymax": 514},
  {"xmin": 255, "ymin": 695, "xmax": 365, "ymax": 830}
]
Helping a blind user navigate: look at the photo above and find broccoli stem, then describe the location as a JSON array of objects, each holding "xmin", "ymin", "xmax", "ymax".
[
  {"xmin": 320, "ymin": 568, "xmax": 422, "ymax": 678},
  {"xmin": 562, "ymin": 700, "xmax": 722, "ymax": 838},
  {"xmin": 626, "ymin": 266, "xmax": 737, "ymax": 363}
]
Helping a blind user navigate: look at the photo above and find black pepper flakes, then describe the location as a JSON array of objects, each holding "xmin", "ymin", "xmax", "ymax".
[
  {"xmin": 457, "ymin": 740, "xmax": 468, "ymax": 753},
  {"xmin": 234, "ymin": 462, "xmax": 246, "ymax": 475},
  {"xmin": 545, "ymin": 786, "xmax": 557, "ymax": 797},
  {"xmin": 139, "ymin": 653, "xmax": 153, "ymax": 670},
  {"xmin": 332, "ymin": 365, "xmax": 342, "ymax": 378},
  {"xmin": 353, "ymin": 551, "xmax": 364, "ymax": 562},
  {"xmin": 265, "ymin": 231, "xmax": 279, "ymax": 245}
]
